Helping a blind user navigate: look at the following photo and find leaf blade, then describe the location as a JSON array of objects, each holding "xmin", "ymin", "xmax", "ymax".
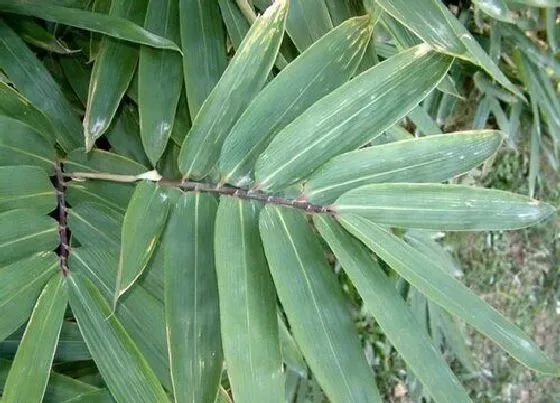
[
  {"xmin": 2, "ymin": 274, "xmax": 68, "ymax": 403},
  {"xmin": 215, "ymin": 197, "xmax": 284, "ymax": 402},
  {"xmin": 338, "ymin": 215, "xmax": 560, "ymax": 375},
  {"xmin": 254, "ymin": 44, "xmax": 453, "ymax": 191},
  {"xmin": 333, "ymin": 184, "xmax": 555, "ymax": 231}
]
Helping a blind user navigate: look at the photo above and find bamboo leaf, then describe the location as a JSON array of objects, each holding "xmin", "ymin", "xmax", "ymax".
[
  {"xmin": 2, "ymin": 274, "xmax": 68, "ymax": 403},
  {"xmin": 138, "ymin": 0, "xmax": 183, "ymax": 165},
  {"xmin": 0, "ymin": 252, "xmax": 58, "ymax": 342},
  {"xmin": 67, "ymin": 272, "xmax": 168, "ymax": 402},
  {"xmin": 0, "ymin": 209, "xmax": 59, "ymax": 267},
  {"xmin": 70, "ymin": 246, "xmax": 172, "ymax": 390},
  {"xmin": 60, "ymin": 56, "xmax": 91, "ymax": 107},
  {"xmin": 0, "ymin": 117, "xmax": 56, "ymax": 174},
  {"xmin": 0, "ymin": 166, "xmax": 56, "ymax": 214},
  {"xmin": 178, "ymin": 0, "xmax": 289, "ymax": 179},
  {"xmin": 472, "ymin": 0, "xmax": 515, "ymax": 23},
  {"xmin": 0, "ymin": 20, "xmax": 82, "ymax": 151},
  {"xmin": 106, "ymin": 104, "xmax": 151, "ymax": 167},
  {"xmin": 84, "ymin": 0, "xmax": 148, "ymax": 150},
  {"xmin": 373, "ymin": 0, "xmax": 521, "ymax": 96},
  {"xmin": 303, "ymin": 130, "xmax": 503, "ymax": 204},
  {"xmin": 219, "ymin": 15, "xmax": 374, "ymax": 187},
  {"xmin": 254, "ymin": 44, "xmax": 453, "ymax": 191},
  {"xmin": 218, "ymin": 0, "xmax": 251, "ymax": 50},
  {"xmin": 9, "ymin": 17, "xmax": 78, "ymax": 54},
  {"xmin": 285, "ymin": 0, "xmax": 333, "ymax": 51},
  {"xmin": 67, "ymin": 202, "xmax": 122, "ymax": 250},
  {"xmin": 180, "ymin": 0, "xmax": 228, "ymax": 120},
  {"xmin": 259, "ymin": 205, "xmax": 381, "ymax": 403},
  {"xmin": 215, "ymin": 197, "xmax": 284, "ymax": 402},
  {"xmin": 509, "ymin": 0, "xmax": 560, "ymax": 6},
  {"xmin": 0, "ymin": 82, "xmax": 57, "ymax": 144},
  {"xmin": 0, "ymin": 0, "xmax": 181, "ymax": 50},
  {"xmin": 333, "ymin": 183, "xmax": 556, "ymax": 231},
  {"xmin": 314, "ymin": 216, "xmax": 471, "ymax": 403},
  {"xmin": 115, "ymin": 181, "xmax": 169, "ymax": 306},
  {"xmin": 338, "ymin": 215, "xmax": 560, "ymax": 376},
  {"xmin": 164, "ymin": 192, "xmax": 222, "ymax": 403}
]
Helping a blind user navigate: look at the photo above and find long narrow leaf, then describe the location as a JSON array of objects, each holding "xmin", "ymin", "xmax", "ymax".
[
  {"xmin": 338, "ymin": 215, "xmax": 560, "ymax": 375},
  {"xmin": 115, "ymin": 181, "xmax": 169, "ymax": 306},
  {"xmin": 138, "ymin": 0, "xmax": 183, "ymax": 165},
  {"xmin": 67, "ymin": 272, "xmax": 168, "ymax": 402},
  {"xmin": 259, "ymin": 205, "xmax": 381, "ymax": 403},
  {"xmin": 84, "ymin": 0, "xmax": 148, "ymax": 150},
  {"xmin": 0, "ymin": 252, "xmax": 58, "ymax": 342},
  {"xmin": 179, "ymin": 0, "xmax": 228, "ymax": 119},
  {"xmin": 303, "ymin": 130, "xmax": 502, "ymax": 204},
  {"xmin": 254, "ymin": 44, "xmax": 453, "ymax": 191},
  {"xmin": 2, "ymin": 274, "xmax": 68, "ymax": 403},
  {"xmin": 215, "ymin": 197, "xmax": 284, "ymax": 402},
  {"xmin": 219, "ymin": 15, "xmax": 373, "ymax": 187},
  {"xmin": 178, "ymin": 0, "xmax": 289, "ymax": 179},
  {"xmin": 0, "ymin": 166, "xmax": 56, "ymax": 214},
  {"xmin": 0, "ymin": 21, "xmax": 82, "ymax": 150},
  {"xmin": 333, "ymin": 183, "xmax": 555, "ymax": 231},
  {"xmin": 314, "ymin": 216, "xmax": 470, "ymax": 403},
  {"xmin": 164, "ymin": 192, "xmax": 222, "ymax": 403}
]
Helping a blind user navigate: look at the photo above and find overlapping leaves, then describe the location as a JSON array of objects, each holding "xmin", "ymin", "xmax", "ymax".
[{"xmin": 0, "ymin": 1, "xmax": 558, "ymax": 403}]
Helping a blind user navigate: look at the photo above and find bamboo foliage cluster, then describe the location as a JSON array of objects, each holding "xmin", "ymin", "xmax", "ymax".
[{"xmin": 0, "ymin": 0, "xmax": 558, "ymax": 402}]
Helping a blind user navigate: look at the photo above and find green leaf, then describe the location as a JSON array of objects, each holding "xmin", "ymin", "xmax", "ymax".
[
  {"xmin": 285, "ymin": 0, "xmax": 333, "ymax": 51},
  {"xmin": 179, "ymin": 0, "xmax": 228, "ymax": 119},
  {"xmin": 373, "ymin": 0, "xmax": 521, "ymax": 96},
  {"xmin": 0, "ymin": 209, "xmax": 59, "ymax": 267},
  {"xmin": 138, "ymin": 0, "xmax": 183, "ymax": 165},
  {"xmin": 472, "ymin": 0, "xmax": 516, "ymax": 23},
  {"xmin": 509, "ymin": 0, "xmax": 560, "ymax": 6},
  {"xmin": 1, "ymin": 321, "xmax": 90, "ymax": 362},
  {"xmin": 178, "ymin": 0, "xmax": 289, "ymax": 179},
  {"xmin": 0, "ymin": 20, "xmax": 82, "ymax": 151},
  {"xmin": 215, "ymin": 197, "xmax": 284, "ymax": 402},
  {"xmin": 0, "ymin": 1, "xmax": 181, "ymax": 50},
  {"xmin": 9, "ymin": 17, "xmax": 78, "ymax": 54},
  {"xmin": 218, "ymin": 0, "xmax": 251, "ymax": 50},
  {"xmin": 84, "ymin": 0, "xmax": 148, "ymax": 150},
  {"xmin": 254, "ymin": 44, "xmax": 453, "ymax": 191},
  {"xmin": 115, "ymin": 181, "xmax": 169, "ymax": 305},
  {"xmin": 219, "ymin": 15, "xmax": 374, "ymax": 187},
  {"xmin": 333, "ymin": 183, "xmax": 556, "ymax": 231},
  {"xmin": 314, "ymin": 216, "xmax": 471, "ymax": 403},
  {"xmin": 0, "ymin": 252, "xmax": 58, "ymax": 342},
  {"xmin": 303, "ymin": 130, "xmax": 503, "ymax": 204},
  {"xmin": 67, "ymin": 272, "xmax": 168, "ymax": 402},
  {"xmin": 0, "ymin": 166, "xmax": 56, "ymax": 214},
  {"xmin": 164, "ymin": 192, "xmax": 222, "ymax": 403},
  {"xmin": 2, "ymin": 274, "xmax": 68, "ymax": 403},
  {"xmin": 59, "ymin": 56, "xmax": 91, "ymax": 107},
  {"xmin": 0, "ymin": 82, "xmax": 57, "ymax": 143},
  {"xmin": 70, "ymin": 246, "xmax": 171, "ymax": 390},
  {"xmin": 67, "ymin": 202, "xmax": 122, "ymax": 250},
  {"xmin": 259, "ymin": 205, "xmax": 381, "ymax": 403},
  {"xmin": 338, "ymin": 215, "xmax": 560, "ymax": 375},
  {"xmin": 0, "ymin": 116, "xmax": 56, "ymax": 174}
]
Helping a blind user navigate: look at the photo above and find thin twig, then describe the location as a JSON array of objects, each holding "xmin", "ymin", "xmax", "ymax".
[
  {"xmin": 67, "ymin": 172, "xmax": 333, "ymax": 214},
  {"xmin": 55, "ymin": 164, "xmax": 70, "ymax": 276}
]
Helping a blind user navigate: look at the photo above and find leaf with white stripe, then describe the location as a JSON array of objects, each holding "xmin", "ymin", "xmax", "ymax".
[
  {"xmin": 219, "ymin": 15, "xmax": 374, "ymax": 187},
  {"xmin": 303, "ymin": 130, "xmax": 502, "ymax": 204},
  {"xmin": 333, "ymin": 184, "xmax": 555, "ymax": 231},
  {"xmin": 0, "ymin": 210, "xmax": 59, "ymax": 266},
  {"xmin": 254, "ymin": 44, "xmax": 453, "ymax": 191},
  {"xmin": 314, "ymin": 216, "xmax": 470, "ymax": 403},
  {"xmin": 0, "ymin": 166, "xmax": 56, "ymax": 214},
  {"xmin": 2, "ymin": 274, "xmax": 67, "ymax": 403},
  {"xmin": 115, "ymin": 181, "xmax": 169, "ymax": 306},
  {"xmin": 164, "ymin": 192, "xmax": 222, "ymax": 403},
  {"xmin": 338, "ymin": 215, "xmax": 560, "ymax": 376},
  {"xmin": 215, "ymin": 197, "xmax": 284, "ymax": 402},
  {"xmin": 68, "ymin": 272, "xmax": 168, "ymax": 402},
  {"xmin": 0, "ymin": 252, "xmax": 59, "ymax": 343},
  {"xmin": 259, "ymin": 205, "xmax": 381, "ymax": 403},
  {"xmin": 178, "ymin": 0, "xmax": 289, "ymax": 179}
]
